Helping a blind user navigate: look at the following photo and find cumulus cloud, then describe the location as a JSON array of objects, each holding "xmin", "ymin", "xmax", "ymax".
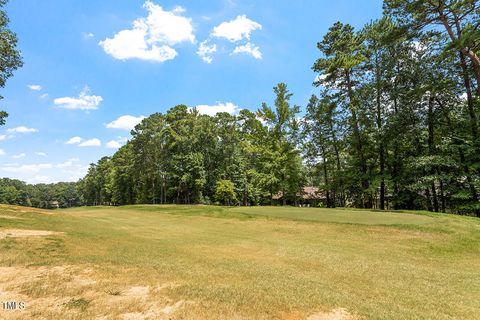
[
  {"xmin": 83, "ymin": 32, "xmax": 94, "ymax": 38},
  {"xmin": 0, "ymin": 134, "xmax": 13, "ymax": 141},
  {"xmin": 212, "ymin": 15, "xmax": 262, "ymax": 42},
  {"xmin": 35, "ymin": 152, "xmax": 47, "ymax": 156},
  {"xmin": 54, "ymin": 86, "xmax": 103, "ymax": 111},
  {"xmin": 232, "ymin": 42, "xmax": 262, "ymax": 59},
  {"xmin": 30, "ymin": 175, "xmax": 53, "ymax": 184},
  {"xmin": 60, "ymin": 165, "xmax": 89, "ymax": 182},
  {"xmin": 2, "ymin": 163, "xmax": 53, "ymax": 173},
  {"xmin": 28, "ymin": 84, "xmax": 42, "ymax": 91},
  {"xmin": 194, "ymin": 102, "xmax": 239, "ymax": 116},
  {"xmin": 66, "ymin": 136, "xmax": 83, "ymax": 145},
  {"xmin": 66, "ymin": 137, "xmax": 101, "ymax": 147},
  {"xmin": 106, "ymin": 137, "xmax": 129, "ymax": 149},
  {"xmin": 106, "ymin": 140, "xmax": 122, "ymax": 149},
  {"xmin": 106, "ymin": 115, "xmax": 145, "ymax": 131},
  {"xmin": 7, "ymin": 126, "xmax": 39, "ymax": 133},
  {"xmin": 78, "ymin": 138, "xmax": 101, "ymax": 147},
  {"xmin": 12, "ymin": 153, "xmax": 26, "ymax": 159},
  {"xmin": 99, "ymin": 1, "xmax": 195, "ymax": 62},
  {"xmin": 56, "ymin": 158, "xmax": 81, "ymax": 168},
  {"xmin": 197, "ymin": 40, "xmax": 217, "ymax": 64},
  {"xmin": 0, "ymin": 159, "xmax": 88, "ymax": 184}
]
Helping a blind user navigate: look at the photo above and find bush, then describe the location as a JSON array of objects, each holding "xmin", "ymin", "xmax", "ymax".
[{"xmin": 215, "ymin": 180, "xmax": 238, "ymax": 206}]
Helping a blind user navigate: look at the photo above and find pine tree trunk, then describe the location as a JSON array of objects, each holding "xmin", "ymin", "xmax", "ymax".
[
  {"xmin": 375, "ymin": 54, "xmax": 385, "ymax": 210},
  {"xmin": 439, "ymin": 178, "xmax": 446, "ymax": 213},
  {"xmin": 345, "ymin": 70, "xmax": 370, "ymax": 208},
  {"xmin": 427, "ymin": 96, "xmax": 438, "ymax": 213},
  {"xmin": 322, "ymin": 150, "xmax": 331, "ymax": 208},
  {"xmin": 458, "ymin": 52, "xmax": 479, "ymax": 142}
]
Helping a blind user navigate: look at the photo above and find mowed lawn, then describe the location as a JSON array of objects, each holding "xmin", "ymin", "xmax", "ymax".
[{"xmin": 0, "ymin": 205, "xmax": 479, "ymax": 319}]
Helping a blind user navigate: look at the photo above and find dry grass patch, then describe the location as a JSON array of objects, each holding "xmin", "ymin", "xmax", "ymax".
[
  {"xmin": 0, "ymin": 204, "xmax": 55, "ymax": 215},
  {"xmin": 0, "ymin": 264, "xmax": 190, "ymax": 320},
  {"xmin": 1, "ymin": 205, "xmax": 479, "ymax": 319},
  {"xmin": 306, "ymin": 308, "xmax": 359, "ymax": 320},
  {"xmin": 0, "ymin": 215, "xmax": 25, "ymax": 220},
  {"xmin": 0, "ymin": 229, "xmax": 63, "ymax": 239}
]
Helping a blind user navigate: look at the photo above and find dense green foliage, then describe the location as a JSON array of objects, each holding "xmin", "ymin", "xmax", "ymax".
[
  {"xmin": 0, "ymin": 0, "xmax": 23, "ymax": 125},
  {"xmin": 78, "ymin": 84, "xmax": 304, "ymax": 207},
  {"xmin": 0, "ymin": 178, "xmax": 81, "ymax": 208},
  {"xmin": 0, "ymin": 0, "xmax": 478, "ymax": 216},
  {"xmin": 76, "ymin": 1, "xmax": 480, "ymax": 216},
  {"xmin": 305, "ymin": 0, "xmax": 480, "ymax": 214}
]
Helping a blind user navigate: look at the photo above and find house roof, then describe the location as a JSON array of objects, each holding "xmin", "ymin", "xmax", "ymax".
[{"xmin": 272, "ymin": 186, "xmax": 325, "ymax": 200}]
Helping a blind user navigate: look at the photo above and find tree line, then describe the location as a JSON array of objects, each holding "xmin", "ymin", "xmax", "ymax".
[
  {"xmin": 78, "ymin": 1, "xmax": 480, "ymax": 216},
  {"xmin": 78, "ymin": 87, "xmax": 305, "ymax": 207},
  {"xmin": 1, "ymin": 0, "xmax": 479, "ymax": 216},
  {"xmin": 0, "ymin": 178, "xmax": 81, "ymax": 208}
]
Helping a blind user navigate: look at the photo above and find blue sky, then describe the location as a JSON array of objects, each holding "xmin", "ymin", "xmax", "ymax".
[{"xmin": 0, "ymin": 0, "xmax": 382, "ymax": 184}]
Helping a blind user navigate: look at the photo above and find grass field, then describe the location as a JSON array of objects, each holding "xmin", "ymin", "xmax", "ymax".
[{"xmin": 0, "ymin": 204, "xmax": 479, "ymax": 319}]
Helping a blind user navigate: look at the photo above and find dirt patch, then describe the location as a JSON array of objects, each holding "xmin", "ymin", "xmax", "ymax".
[
  {"xmin": 125, "ymin": 286, "xmax": 150, "ymax": 297},
  {"xmin": 161, "ymin": 300, "xmax": 185, "ymax": 315},
  {"xmin": 154, "ymin": 282, "xmax": 179, "ymax": 292},
  {"xmin": 0, "ymin": 265, "xmax": 75, "ymax": 319},
  {"xmin": 0, "ymin": 265, "xmax": 188, "ymax": 319},
  {"xmin": 71, "ymin": 275, "xmax": 97, "ymax": 287},
  {"xmin": 121, "ymin": 309, "xmax": 162, "ymax": 320},
  {"xmin": 307, "ymin": 308, "xmax": 358, "ymax": 320},
  {"xmin": 0, "ymin": 228, "xmax": 63, "ymax": 239},
  {"xmin": 122, "ymin": 312, "xmax": 147, "ymax": 320},
  {"xmin": 120, "ymin": 300, "xmax": 187, "ymax": 320}
]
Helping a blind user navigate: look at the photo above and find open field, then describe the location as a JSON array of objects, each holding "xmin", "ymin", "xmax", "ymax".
[{"xmin": 0, "ymin": 204, "xmax": 479, "ymax": 319}]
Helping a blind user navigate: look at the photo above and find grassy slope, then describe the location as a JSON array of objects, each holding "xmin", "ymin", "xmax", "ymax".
[{"xmin": 1, "ymin": 204, "xmax": 479, "ymax": 319}]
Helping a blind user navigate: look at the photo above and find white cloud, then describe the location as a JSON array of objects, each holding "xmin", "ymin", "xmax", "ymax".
[
  {"xmin": 2, "ymin": 163, "xmax": 53, "ymax": 173},
  {"xmin": 66, "ymin": 136, "xmax": 83, "ymax": 145},
  {"xmin": 99, "ymin": 1, "xmax": 195, "ymax": 62},
  {"xmin": 7, "ymin": 126, "xmax": 39, "ymax": 133},
  {"xmin": 30, "ymin": 175, "xmax": 53, "ymax": 184},
  {"xmin": 78, "ymin": 138, "xmax": 101, "ymax": 147},
  {"xmin": 212, "ymin": 15, "xmax": 262, "ymax": 42},
  {"xmin": 28, "ymin": 84, "xmax": 42, "ymax": 91},
  {"xmin": 56, "ymin": 158, "xmax": 81, "ymax": 168},
  {"xmin": 83, "ymin": 32, "xmax": 94, "ymax": 38},
  {"xmin": 12, "ymin": 153, "xmax": 26, "ymax": 159},
  {"xmin": 0, "ymin": 149, "xmax": 5, "ymax": 156},
  {"xmin": 232, "ymin": 42, "xmax": 262, "ymax": 59},
  {"xmin": 106, "ymin": 137, "xmax": 128, "ymax": 149},
  {"xmin": 106, "ymin": 115, "xmax": 145, "ymax": 131},
  {"xmin": 106, "ymin": 140, "xmax": 122, "ymax": 149},
  {"xmin": 197, "ymin": 40, "xmax": 217, "ymax": 64},
  {"xmin": 54, "ymin": 86, "xmax": 103, "ymax": 111},
  {"xmin": 194, "ymin": 102, "xmax": 239, "ymax": 116},
  {"xmin": 61, "ymin": 165, "xmax": 89, "ymax": 182},
  {"xmin": 0, "ymin": 160, "xmax": 88, "ymax": 184},
  {"xmin": 0, "ymin": 134, "xmax": 13, "ymax": 141},
  {"xmin": 39, "ymin": 93, "xmax": 49, "ymax": 99},
  {"xmin": 35, "ymin": 152, "xmax": 47, "ymax": 156}
]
